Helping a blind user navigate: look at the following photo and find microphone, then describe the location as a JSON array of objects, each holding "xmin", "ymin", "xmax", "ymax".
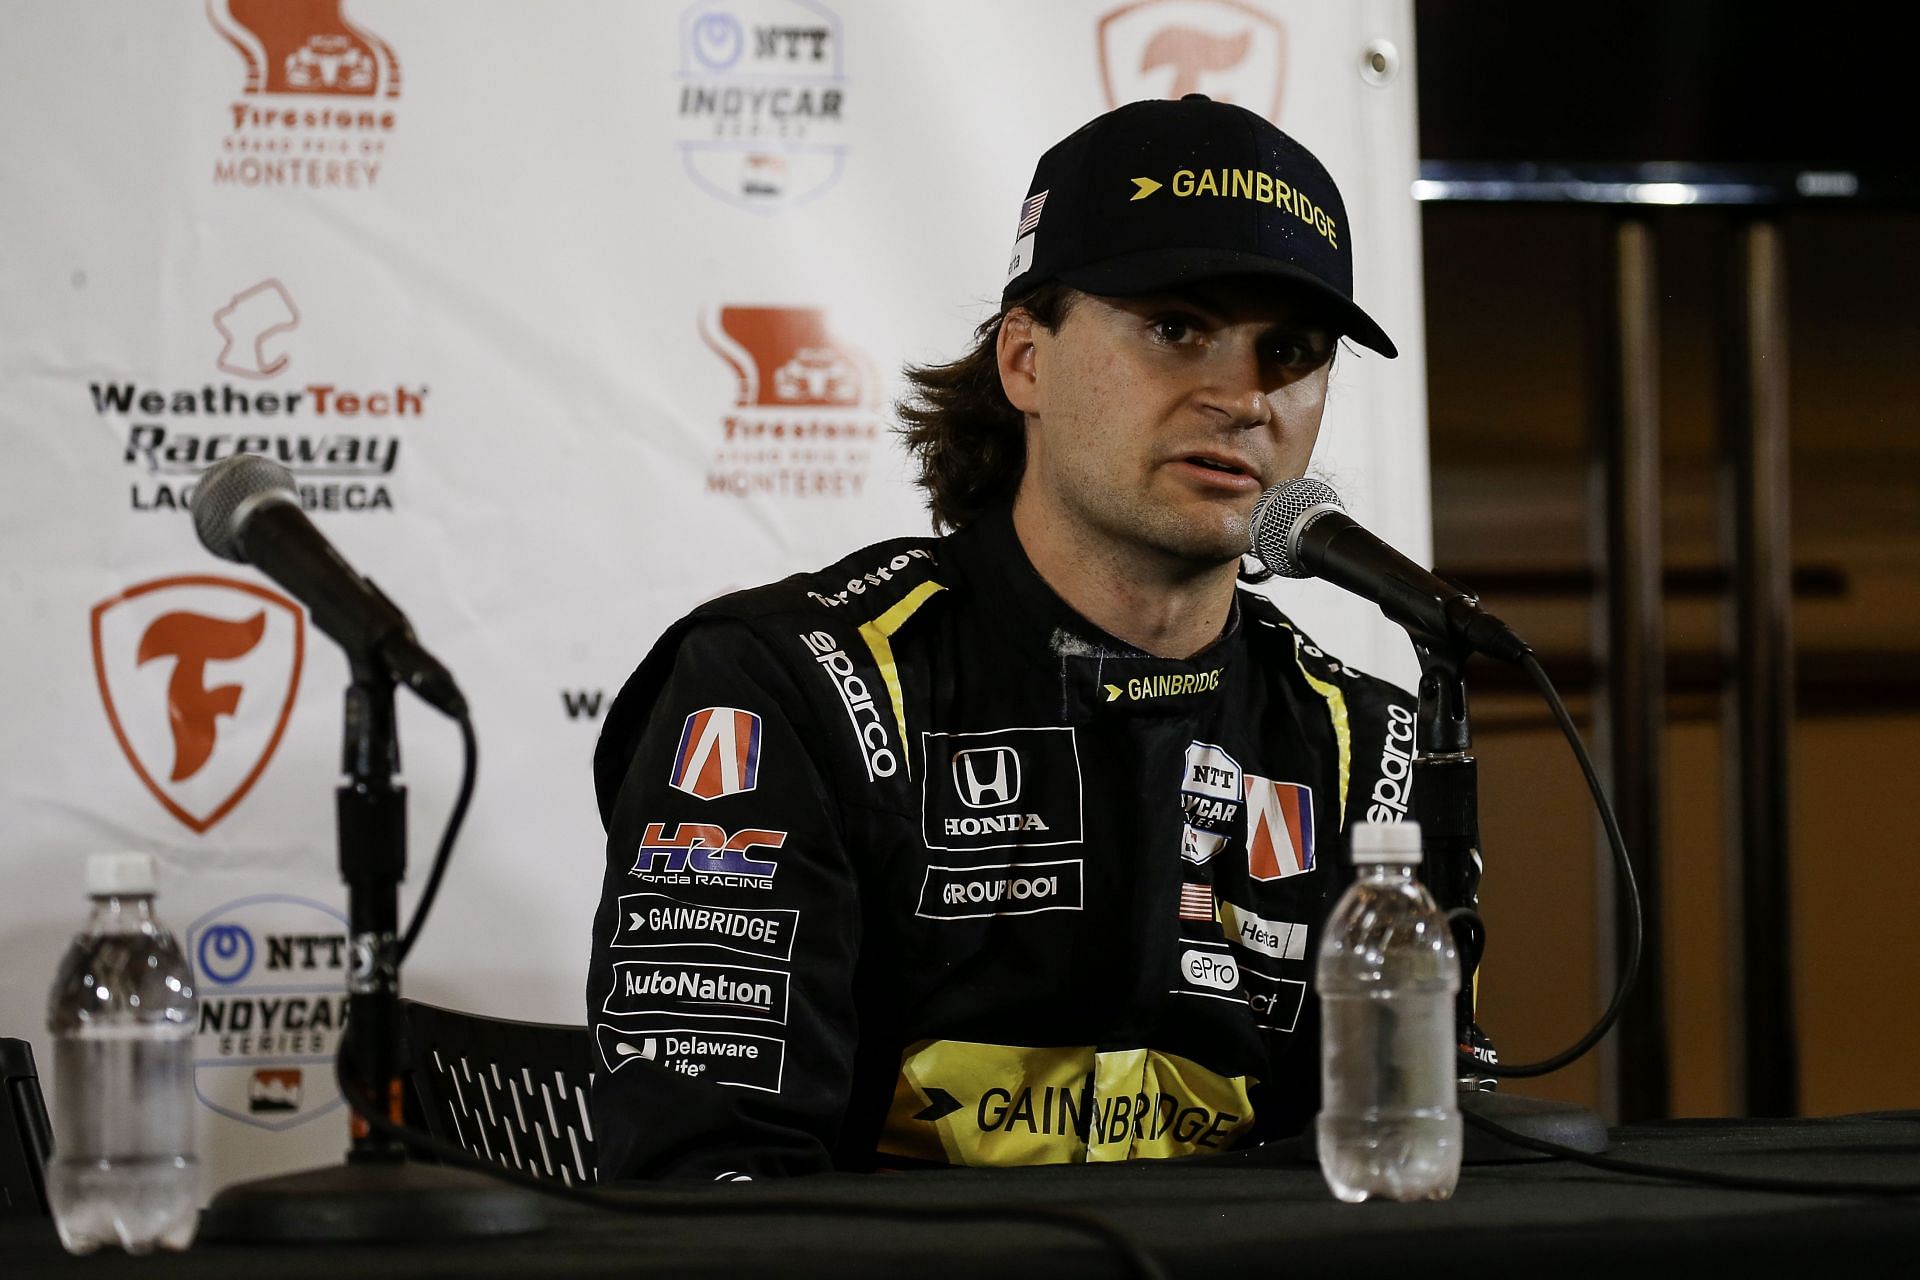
[
  {"xmin": 190, "ymin": 455, "xmax": 467, "ymax": 716},
  {"xmin": 1249, "ymin": 478, "xmax": 1530, "ymax": 664}
]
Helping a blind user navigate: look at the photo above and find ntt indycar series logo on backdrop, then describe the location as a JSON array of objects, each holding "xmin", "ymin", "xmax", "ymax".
[
  {"xmin": 675, "ymin": 0, "xmax": 849, "ymax": 212},
  {"xmin": 93, "ymin": 278, "xmax": 427, "ymax": 516},
  {"xmin": 187, "ymin": 894, "xmax": 350, "ymax": 1131},
  {"xmin": 207, "ymin": 0, "xmax": 403, "ymax": 190}
]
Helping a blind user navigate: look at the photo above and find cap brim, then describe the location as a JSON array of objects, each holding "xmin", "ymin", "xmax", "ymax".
[{"xmin": 1058, "ymin": 249, "xmax": 1398, "ymax": 358}]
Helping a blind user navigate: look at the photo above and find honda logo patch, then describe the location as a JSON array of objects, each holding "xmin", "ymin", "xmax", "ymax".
[
  {"xmin": 952, "ymin": 746, "xmax": 1020, "ymax": 808},
  {"xmin": 921, "ymin": 727, "xmax": 1083, "ymax": 852}
]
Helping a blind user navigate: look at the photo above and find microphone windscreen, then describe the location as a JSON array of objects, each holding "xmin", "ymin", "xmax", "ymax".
[
  {"xmin": 1249, "ymin": 477, "xmax": 1344, "ymax": 579},
  {"xmin": 190, "ymin": 453, "xmax": 297, "ymax": 563}
]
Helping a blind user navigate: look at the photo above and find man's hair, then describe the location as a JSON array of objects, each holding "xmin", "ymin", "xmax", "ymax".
[{"xmin": 895, "ymin": 282, "xmax": 1078, "ymax": 532}]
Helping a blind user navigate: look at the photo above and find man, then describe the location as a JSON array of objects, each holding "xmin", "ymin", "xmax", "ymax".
[{"xmin": 588, "ymin": 94, "xmax": 1425, "ymax": 1180}]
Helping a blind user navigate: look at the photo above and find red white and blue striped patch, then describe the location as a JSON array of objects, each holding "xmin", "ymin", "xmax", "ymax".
[
  {"xmin": 1178, "ymin": 881, "xmax": 1214, "ymax": 922},
  {"xmin": 1245, "ymin": 776, "xmax": 1315, "ymax": 881},
  {"xmin": 669, "ymin": 707, "xmax": 763, "ymax": 801},
  {"xmin": 1016, "ymin": 189, "xmax": 1048, "ymax": 235}
]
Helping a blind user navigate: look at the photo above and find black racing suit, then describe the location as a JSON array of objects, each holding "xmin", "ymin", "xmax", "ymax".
[{"xmin": 588, "ymin": 511, "xmax": 1430, "ymax": 1179}]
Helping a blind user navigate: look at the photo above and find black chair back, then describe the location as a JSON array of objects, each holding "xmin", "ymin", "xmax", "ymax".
[
  {"xmin": 399, "ymin": 999, "xmax": 597, "ymax": 1186},
  {"xmin": 1, "ymin": 1038, "xmax": 53, "ymax": 1215}
]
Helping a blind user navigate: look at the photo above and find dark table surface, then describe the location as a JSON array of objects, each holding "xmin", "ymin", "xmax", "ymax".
[{"xmin": 8, "ymin": 1112, "xmax": 1920, "ymax": 1278}]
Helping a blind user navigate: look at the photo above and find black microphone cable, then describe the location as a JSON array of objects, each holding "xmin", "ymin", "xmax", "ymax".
[
  {"xmin": 1462, "ymin": 651, "xmax": 1643, "ymax": 1080},
  {"xmin": 1455, "ymin": 652, "xmax": 1920, "ymax": 1196}
]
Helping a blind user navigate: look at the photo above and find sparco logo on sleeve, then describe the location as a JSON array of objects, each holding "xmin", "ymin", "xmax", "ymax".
[
  {"xmin": 798, "ymin": 630, "xmax": 897, "ymax": 780},
  {"xmin": 916, "ymin": 860, "xmax": 1085, "ymax": 920},
  {"xmin": 612, "ymin": 892, "xmax": 797, "ymax": 962},
  {"xmin": 603, "ymin": 960, "xmax": 790, "ymax": 1025},
  {"xmin": 1366, "ymin": 702, "xmax": 1417, "ymax": 824},
  {"xmin": 921, "ymin": 727, "xmax": 1084, "ymax": 851}
]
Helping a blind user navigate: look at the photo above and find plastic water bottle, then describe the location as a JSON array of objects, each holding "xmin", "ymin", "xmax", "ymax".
[
  {"xmin": 1316, "ymin": 820, "xmax": 1462, "ymax": 1202},
  {"xmin": 45, "ymin": 853, "xmax": 200, "ymax": 1253}
]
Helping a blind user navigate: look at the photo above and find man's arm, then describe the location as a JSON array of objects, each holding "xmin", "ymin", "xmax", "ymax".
[{"xmin": 587, "ymin": 619, "xmax": 860, "ymax": 1180}]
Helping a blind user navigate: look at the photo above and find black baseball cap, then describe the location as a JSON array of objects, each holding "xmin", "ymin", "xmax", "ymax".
[{"xmin": 1001, "ymin": 95, "xmax": 1397, "ymax": 358}]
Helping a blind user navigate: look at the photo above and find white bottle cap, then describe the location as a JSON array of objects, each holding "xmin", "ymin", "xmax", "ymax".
[
  {"xmin": 1351, "ymin": 820, "xmax": 1422, "ymax": 865},
  {"xmin": 86, "ymin": 852, "xmax": 157, "ymax": 897}
]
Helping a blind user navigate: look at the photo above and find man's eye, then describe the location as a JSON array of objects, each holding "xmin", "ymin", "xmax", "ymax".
[
  {"xmin": 1150, "ymin": 315, "xmax": 1201, "ymax": 344},
  {"xmin": 1268, "ymin": 336, "xmax": 1329, "ymax": 368}
]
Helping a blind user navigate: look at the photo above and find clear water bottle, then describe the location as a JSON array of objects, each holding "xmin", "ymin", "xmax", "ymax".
[
  {"xmin": 45, "ymin": 852, "xmax": 200, "ymax": 1253},
  {"xmin": 1316, "ymin": 820, "xmax": 1462, "ymax": 1202}
]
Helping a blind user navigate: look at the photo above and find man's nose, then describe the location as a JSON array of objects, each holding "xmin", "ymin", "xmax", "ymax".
[{"xmin": 1197, "ymin": 347, "xmax": 1274, "ymax": 430}]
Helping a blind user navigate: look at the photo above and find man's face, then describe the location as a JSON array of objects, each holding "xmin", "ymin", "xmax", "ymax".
[{"xmin": 1002, "ymin": 278, "xmax": 1335, "ymax": 569}]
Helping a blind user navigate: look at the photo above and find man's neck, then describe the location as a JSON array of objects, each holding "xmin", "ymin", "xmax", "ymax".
[{"xmin": 1009, "ymin": 496, "xmax": 1240, "ymax": 660}]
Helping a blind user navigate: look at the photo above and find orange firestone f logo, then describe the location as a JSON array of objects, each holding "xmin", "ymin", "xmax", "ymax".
[
  {"xmin": 1139, "ymin": 27, "xmax": 1252, "ymax": 99},
  {"xmin": 136, "ymin": 611, "xmax": 266, "ymax": 783}
]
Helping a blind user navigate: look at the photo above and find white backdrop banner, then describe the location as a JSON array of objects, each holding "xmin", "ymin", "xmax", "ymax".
[{"xmin": 0, "ymin": 0, "xmax": 1429, "ymax": 1193}]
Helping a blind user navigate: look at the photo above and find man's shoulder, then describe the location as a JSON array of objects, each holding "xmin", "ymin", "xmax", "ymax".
[
  {"xmin": 595, "ymin": 533, "xmax": 950, "ymax": 826},
  {"xmin": 1235, "ymin": 587, "xmax": 1413, "ymax": 708},
  {"xmin": 689, "ymin": 533, "xmax": 948, "ymax": 635}
]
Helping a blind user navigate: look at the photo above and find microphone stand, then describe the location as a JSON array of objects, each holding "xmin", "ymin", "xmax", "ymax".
[
  {"xmin": 199, "ymin": 659, "xmax": 547, "ymax": 1241},
  {"xmin": 1412, "ymin": 638, "xmax": 1608, "ymax": 1162}
]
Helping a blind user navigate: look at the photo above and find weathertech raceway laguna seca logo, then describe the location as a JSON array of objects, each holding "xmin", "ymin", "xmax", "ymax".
[
  {"xmin": 91, "ymin": 576, "xmax": 304, "ymax": 834},
  {"xmin": 208, "ymin": 0, "xmax": 402, "ymax": 190},
  {"xmin": 1096, "ymin": 0, "xmax": 1286, "ymax": 118},
  {"xmin": 97, "ymin": 276, "xmax": 426, "ymax": 516}
]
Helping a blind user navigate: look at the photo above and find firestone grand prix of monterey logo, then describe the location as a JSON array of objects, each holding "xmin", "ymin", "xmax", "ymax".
[
  {"xmin": 697, "ymin": 306, "xmax": 882, "ymax": 500},
  {"xmin": 207, "ymin": 0, "xmax": 403, "ymax": 190},
  {"xmin": 1096, "ymin": 0, "xmax": 1287, "ymax": 118},
  {"xmin": 91, "ymin": 576, "xmax": 305, "ymax": 834}
]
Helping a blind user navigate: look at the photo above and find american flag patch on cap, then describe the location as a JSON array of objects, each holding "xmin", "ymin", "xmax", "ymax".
[
  {"xmin": 1017, "ymin": 190, "xmax": 1048, "ymax": 235},
  {"xmin": 1178, "ymin": 881, "xmax": 1214, "ymax": 922}
]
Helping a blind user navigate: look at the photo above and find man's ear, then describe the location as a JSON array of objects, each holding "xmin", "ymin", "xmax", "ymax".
[{"xmin": 997, "ymin": 308, "xmax": 1040, "ymax": 415}]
